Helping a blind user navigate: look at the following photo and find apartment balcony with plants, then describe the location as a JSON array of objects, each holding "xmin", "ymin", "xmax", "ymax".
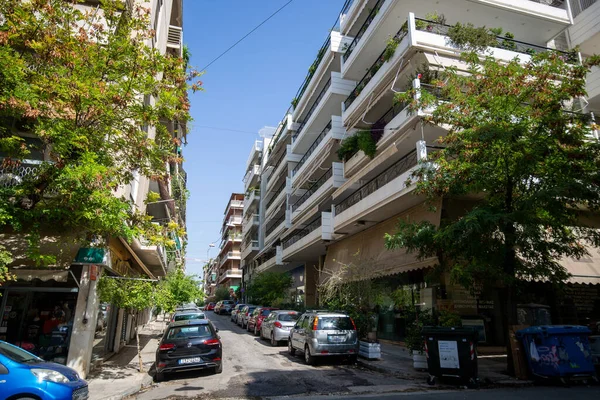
[
  {"xmin": 340, "ymin": 0, "xmax": 571, "ymax": 85},
  {"xmin": 244, "ymin": 187, "xmax": 261, "ymax": 214},
  {"xmin": 240, "ymin": 232, "xmax": 259, "ymax": 261},
  {"xmin": 264, "ymin": 211, "xmax": 287, "ymax": 249}
]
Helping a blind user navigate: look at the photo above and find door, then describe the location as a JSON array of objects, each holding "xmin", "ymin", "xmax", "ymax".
[{"xmin": 292, "ymin": 315, "xmax": 306, "ymax": 350}]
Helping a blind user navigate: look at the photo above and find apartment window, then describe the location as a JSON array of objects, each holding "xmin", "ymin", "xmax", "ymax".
[{"xmin": 152, "ymin": 0, "xmax": 164, "ymax": 48}]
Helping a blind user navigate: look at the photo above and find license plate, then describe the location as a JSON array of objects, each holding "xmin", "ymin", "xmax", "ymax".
[
  {"xmin": 178, "ymin": 357, "xmax": 202, "ymax": 365},
  {"xmin": 328, "ymin": 335, "xmax": 345, "ymax": 343}
]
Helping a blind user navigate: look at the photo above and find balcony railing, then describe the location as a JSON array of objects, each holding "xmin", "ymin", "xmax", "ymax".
[
  {"xmin": 569, "ymin": 0, "xmax": 597, "ymax": 17},
  {"xmin": 265, "ymin": 214, "xmax": 286, "ymax": 238},
  {"xmin": 0, "ymin": 159, "xmax": 44, "ymax": 188},
  {"xmin": 256, "ymin": 247, "xmax": 277, "ymax": 266},
  {"xmin": 292, "ymin": 122, "xmax": 332, "ymax": 178},
  {"xmin": 342, "ymin": 0, "xmax": 385, "ymax": 63},
  {"xmin": 266, "ymin": 180, "xmax": 286, "ymax": 211},
  {"xmin": 242, "ymin": 236, "xmax": 259, "ymax": 251},
  {"xmin": 335, "ymin": 148, "xmax": 430, "ymax": 215},
  {"xmin": 268, "ymin": 148, "xmax": 286, "ymax": 173},
  {"xmin": 294, "ymin": 78, "xmax": 332, "ymax": 141},
  {"xmin": 291, "ymin": 167, "xmax": 333, "ymax": 212},
  {"xmin": 344, "ymin": 22, "xmax": 408, "ymax": 110},
  {"xmin": 293, "ymin": 36, "xmax": 332, "ymax": 109},
  {"xmin": 282, "ymin": 216, "xmax": 322, "ymax": 249},
  {"xmin": 414, "ymin": 17, "xmax": 577, "ymax": 63}
]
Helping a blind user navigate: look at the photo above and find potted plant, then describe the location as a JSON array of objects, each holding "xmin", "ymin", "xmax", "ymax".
[{"xmin": 404, "ymin": 306, "xmax": 434, "ymax": 370}]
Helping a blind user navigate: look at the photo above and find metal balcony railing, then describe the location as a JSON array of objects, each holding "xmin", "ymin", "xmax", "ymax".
[
  {"xmin": 569, "ymin": 0, "xmax": 597, "ymax": 16},
  {"xmin": 294, "ymin": 36, "xmax": 332, "ymax": 110},
  {"xmin": 291, "ymin": 167, "xmax": 333, "ymax": 213},
  {"xmin": 294, "ymin": 78, "xmax": 332, "ymax": 141},
  {"xmin": 266, "ymin": 180, "xmax": 286, "ymax": 211},
  {"xmin": 256, "ymin": 247, "xmax": 277, "ymax": 266},
  {"xmin": 282, "ymin": 216, "xmax": 322, "ymax": 249},
  {"xmin": 0, "ymin": 159, "xmax": 44, "ymax": 188},
  {"xmin": 344, "ymin": 22, "xmax": 408, "ymax": 110},
  {"xmin": 292, "ymin": 122, "xmax": 332, "ymax": 178},
  {"xmin": 414, "ymin": 17, "xmax": 577, "ymax": 63},
  {"xmin": 342, "ymin": 0, "xmax": 385, "ymax": 63},
  {"xmin": 265, "ymin": 214, "xmax": 286, "ymax": 238}
]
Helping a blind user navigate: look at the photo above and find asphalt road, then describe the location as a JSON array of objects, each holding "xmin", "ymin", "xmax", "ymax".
[{"xmin": 132, "ymin": 310, "xmax": 423, "ymax": 399}]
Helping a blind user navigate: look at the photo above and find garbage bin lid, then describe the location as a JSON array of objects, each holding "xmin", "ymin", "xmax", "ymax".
[
  {"xmin": 422, "ymin": 326, "xmax": 479, "ymax": 337},
  {"xmin": 517, "ymin": 325, "xmax": 591, "ymax": 336}
]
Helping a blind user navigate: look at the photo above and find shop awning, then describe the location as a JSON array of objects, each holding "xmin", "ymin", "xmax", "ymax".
[
  {"xmin": 559, "ymin": 245, "xmax": 600, "ymax": 285},
  {"xmin": 12, "ymin": 269, "xmax": 69, "ymax": 282}
]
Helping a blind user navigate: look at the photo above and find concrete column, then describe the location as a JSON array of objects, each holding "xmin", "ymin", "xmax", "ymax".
[
  {"xmin": 67, "ymin": 265, "xmax": 101, "ymax": 379},
  {"xmin": 305, "ymin": 262, "xmax": 319, "ymax": 307},
  {"xmin": 113, "ymin": 308, "xmax": 124, "ymax": 354}
]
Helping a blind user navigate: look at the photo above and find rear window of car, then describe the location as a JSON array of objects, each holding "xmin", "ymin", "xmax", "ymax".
[
  {"xmin": 278, "ymin": 313, "xmax": 299, "ymax": 322},
  {"xmin": 166, "ymin": 324, "xmax": 212, "ymax": 339},
  {"xmin": 174, "ymin": 313, "xmax": 205, "ymax": 321},
  {"xmin": 261, "ymin": 309, "xmax": 272, "ymax": 316},
  {"xmin": 223, "ymin": 300, "xmax": 234, "ymax": 304},
  {"xmin": 247, "ymin": 307, "xmax": 256, "ymax": 312},
  {"xmin": 318, "ymin": 316, "xmax": 354, "ymax": 330}
]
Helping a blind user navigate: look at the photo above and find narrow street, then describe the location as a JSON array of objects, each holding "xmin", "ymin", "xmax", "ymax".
[{"xmin": 133, "ymin": 312, "xmax": 424, "ymax": 399}]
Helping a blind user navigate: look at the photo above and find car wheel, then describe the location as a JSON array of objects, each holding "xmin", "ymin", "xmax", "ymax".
[
  {"xmin": 215, "ymin": 361, "xmax": 223, "ymax": 374},
  {"xmin": 304, "ymin": 345, "xmax": 315, "ymax": 365},
  {"xmin": 155, "ymin": 371, "xmax": 164, "ymax": 382},
  {"xmin": 288, "ymin": 339, "xmax": 296, "ymax": 356},
  {"xmin": 349, "ymin": 354, "xmax": 358, "ymax": 364},
  {"xmin": 271, "ymin": 332, "xmax": 278, "ymax": 347}
]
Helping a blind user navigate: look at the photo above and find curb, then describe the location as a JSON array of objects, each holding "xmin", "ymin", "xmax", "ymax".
[{"xmin": 91, "ymin": 374, "xmax": 154, "ymax": 400}]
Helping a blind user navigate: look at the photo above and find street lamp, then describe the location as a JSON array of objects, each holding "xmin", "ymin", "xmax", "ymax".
[{"xmin": 206, "ymin": 243, "xmax": 215, "ymax": 261}]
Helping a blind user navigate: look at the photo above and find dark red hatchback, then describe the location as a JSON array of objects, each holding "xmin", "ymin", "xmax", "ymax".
[{"xmin": 247, "ymin": 307, "xmax": 279, "ymax": 336}]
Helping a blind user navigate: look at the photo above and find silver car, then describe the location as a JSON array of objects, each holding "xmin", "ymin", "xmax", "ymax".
[
  {"xmin": 288, "ymin": 311, "xmax": 358, "ymax": 365},
  {"xmin": 230, "ymin": 304, "xmax": 246, "ymax": 322},
  {"xmin": 237, "ymin": 305, "xmax": 256, "ymax": 328},
  {"xmin": 260, "ymin": 310, "xmax": 300, "ymax": 346}
]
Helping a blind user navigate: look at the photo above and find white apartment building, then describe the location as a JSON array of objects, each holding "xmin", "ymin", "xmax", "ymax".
[
  {"xmin": 215, "ymin": 193, "xmax": 245, "ymax": 294},
  {"xmin": 246, "ymin": 0, "xmax": 600, "ymax": 342}
]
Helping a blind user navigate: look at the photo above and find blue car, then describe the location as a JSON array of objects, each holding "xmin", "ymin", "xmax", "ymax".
[{"xmin": 0, "ymin": 340, "xmax": 88, "ymax": 400}]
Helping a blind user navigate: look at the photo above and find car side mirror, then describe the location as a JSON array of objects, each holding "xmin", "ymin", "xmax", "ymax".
[{"xmin": 215, "ymin": 328, "xmax": 219, "ymax": 332}]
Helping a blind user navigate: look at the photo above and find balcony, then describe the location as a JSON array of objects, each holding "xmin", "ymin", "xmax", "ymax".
[
  {"xmin": 282, "ymin": 213, "xmax": 331, "ymax": 262},
  {"xmin": 588, "ymin": 66, "xmax": 600, "ymax": 111},
  {"xmin": 265, "ymin": 180, "xmax": 287, "ymax": 217},
  {"xmin": 291, "ymin": 73, "xmax": 356, "ymax": 153},
  {"xmin": 242, "ymin": 213, "xmax": 259, "ymax": 235},
  {"xmin": 244, "ymin": 189, "xmax": 260, "ymax": 213},
  {"xmin": 244, "ymin": 164, "xmax": 261, "ymax": 191},
  {"xmin": 342, "ymin": 0, "xmax": 385, "ymax": 63},
  {"xmin": 246, "ymin": 140, "xmax": 263, "ymax": 170},
  {"xmin": 265, "ymin": 150, "xmax": 287, "ymax": 193},
  {"xmin": 219, "ymin": 251, "xmax": 241, "ymax": 268},
  {"xmin": 218, "ymin": 269, "xmax": 242, "ymax": 283},
  {"xmin": 265, "ymin": 214, "xmax": 286, "ymax": 246},
  {"xmin": 255, "ymin": 246, "xmax": 284, "ymax": 274},
  {"xmin": 290, "ymin": 163, "xmax": 345, "ymax": 223},
  {"xmin": 226, "ymin": 215, "xmax": 243, "ymax": 226},
  {"xmin": 241, "ymin": 237, "xmax": 259, "ymax": 260},
  {"xmin": 131, "ymin": 237, "xmax": 167, "ymax": 278},
  {"xmin": 334, "ymin": 146, "xmax": 437, "ymax": 234}
]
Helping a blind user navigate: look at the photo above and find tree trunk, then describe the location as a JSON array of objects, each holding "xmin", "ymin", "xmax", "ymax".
[
  {"xmin": 135, "ymin": 314, "xmax": 143, "ymax": 373},
  {"xmin": 502, "ymin": 177, "xmax": 518, "ymax": 375}
]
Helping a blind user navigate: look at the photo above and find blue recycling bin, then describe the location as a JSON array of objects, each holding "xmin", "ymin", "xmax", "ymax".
[{"xmin": 516, "ymin": 325, "xmax": 597, "ymax": 382}]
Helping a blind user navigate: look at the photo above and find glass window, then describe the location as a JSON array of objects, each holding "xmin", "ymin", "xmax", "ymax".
[
  {"xmin": 0, "ymin": 342, "xmax": 41, "ymax": 363},
  {"xmin": 296, "ymin": 315, "xmax": 306, "ymax": 328},
  {"xmin": 318, "ymin": 317, "xmax": 354, "ymax": 330},
  {"xmin": 166, "ymin": 324, "xmax": 212, "ymax": 340},
  {"xmin": 261, "ymin": 309, "xmax": 272, "ymax": 317},
  {"xmin": 278, "ymin": 313, "xmax": 299, "ymax": 322},
  {"xmin": 174, "ymin": 313, "xmax": 205, "ymax": 321}
]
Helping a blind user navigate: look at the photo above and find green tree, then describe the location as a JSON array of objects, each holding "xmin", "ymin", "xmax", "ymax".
[
  {"xmin": 246, "ymin": 272, "xmax": 293, "ymax": 306},
  {"xmin": 385, "ymin": 50, "xmax": 600, "ymax": 372},
  {"xmin": 0, "ymin": 0, "xmax": 200, "ymax": 283},
  {"xmin": 155, "ymin": 268, "xmax": 203, "ymax": 314},
  {"xmin": 97, "ymin": 274, "xmax": 154, "ymax": 372},
  {"xmin": 214, "ymin": 286, "xmax": 231, "ymax": 302}
]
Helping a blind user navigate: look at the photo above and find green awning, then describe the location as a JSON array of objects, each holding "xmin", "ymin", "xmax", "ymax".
[{"xmin": 229, "ymin": 285, "xmax": 239, "ymax": 291}]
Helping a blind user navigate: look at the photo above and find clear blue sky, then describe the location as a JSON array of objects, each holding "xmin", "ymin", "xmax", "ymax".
[{"xmin": 183, "ymin": 0, "xmax": 346, "ymax": 277}]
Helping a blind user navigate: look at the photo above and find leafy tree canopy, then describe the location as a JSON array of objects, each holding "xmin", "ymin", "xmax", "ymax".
[
  {"xmin": 214, "ymin": 286, "xmax": 231, "ymax": 302},
  {"xmin": 246, "ymin": 272, "xmax": 293, "ymax": 306},
  {"xmin": 0, "ymin": 0, "xmax": 200, "ymax": 279},
  {"xmin": 155, "ymin": 268, "xmax": 203, "ymax": 313}
]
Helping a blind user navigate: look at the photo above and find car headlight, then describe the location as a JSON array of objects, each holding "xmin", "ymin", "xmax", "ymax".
[{"xmin": 31, "ymin": 369, "xmax": 70, "ymax": 383}]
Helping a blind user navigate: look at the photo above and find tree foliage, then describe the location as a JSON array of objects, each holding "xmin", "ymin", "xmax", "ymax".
[
  {"xmin": 0, "ymin": 0, "xmax": 200, "ymax": 281},
  {"xmin": 214, "ymin": 286, "xmax": 231, "ymax": 302},
  {"xmin": 246, "ymin": 272, "xmax": 293, "ymax": 306},
  {"xmin": 385, "ymin": 50, "xmax": 600, "ymax": 345},
  {"xmin": 155, "ymin": 268, "xmax": 203, "ymax": 313}
]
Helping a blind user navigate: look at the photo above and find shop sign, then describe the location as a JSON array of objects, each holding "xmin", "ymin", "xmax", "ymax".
[{"xmin": 74, "ymin": 248, "xmax": 108, "ymax": 265}]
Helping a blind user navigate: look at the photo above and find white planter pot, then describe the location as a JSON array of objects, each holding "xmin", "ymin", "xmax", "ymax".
[
  {"xmin": 359, "ymin": 341, "xmax": 381, "ymax": 359},
  {"xmin": 413, "ymin": 352, "xmax": 428, "ymax": 370}
]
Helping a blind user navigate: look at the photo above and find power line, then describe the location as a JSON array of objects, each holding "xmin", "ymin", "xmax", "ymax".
[{"xmin": 200, "ymin": 0, "xmax": 294, "ymax": 71}]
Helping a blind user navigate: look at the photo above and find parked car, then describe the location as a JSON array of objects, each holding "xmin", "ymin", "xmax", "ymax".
[
  {"xmin": 237, "ymin": 305, "xmax": 257, "ymax": 328},
  {"xmin": 247, "ymin": 307, "xmax": 278, "ymax": 335},
  {"xmin": 175, "ymin": 303, "xmax": 199, "ymax": 312},
  {"xmin": 215, "ymin": 300, "xmax": 235, "ymax": 315},
  {"xmin": 204, "ymin": 302, "xmax": 216, "ymax": 311},
  {"xmin": 260, "ymin": 310, "xmax": 300, "ymax": 346},
  {"xmin": 171, "ymin": 311, "xmax": 206, "ymax": 323},
  {"xmin": 288, "ymin": 311, "xmax": 358, "ymax": 365},
  {"xmin": 230, "ymin": 303, "xmax": 246, "ymax": 322},
  {"xmin": 0, "ymin": 340, "xmax": 89, "ymax": 400},
  {"xmin": 155, "ymin": 319, "xmax": 222, "ymax": 382}
]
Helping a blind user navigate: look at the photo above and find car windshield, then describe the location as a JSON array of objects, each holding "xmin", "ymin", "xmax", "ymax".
[
  {"xmin": 278, "ymin": 313, "xmax": 299, "ymax": 322},
  {"xmin": 166, "ymin": 325, "xmax": 213, "ymax": 340},
  {"xmin": 318, "ymin": 316, "xmax": 354, "ymax": 330},
  {"xmin": 261, "ymin": 309, "xmax": 272, "ymax": 316},
  {"xmin": 0, "ymin": 342, "xmax": 42, "ymax": 363},
  {"xmin": 174, "ymin": 313, "xmax": 205, "ymax": 321}
]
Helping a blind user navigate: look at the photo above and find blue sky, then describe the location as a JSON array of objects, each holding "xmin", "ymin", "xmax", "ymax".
[{"xmin": 183, "ymin": 0, "xmax": 346, "ymax": 277}]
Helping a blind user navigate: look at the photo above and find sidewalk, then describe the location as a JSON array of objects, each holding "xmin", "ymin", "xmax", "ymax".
[
  {"xmin": 357, "ymin": 340, "xmax": 531, "ymax": 387},
  {"xmin": 87, "ymin": 318, "xmax": 166, "ymax": 400}
]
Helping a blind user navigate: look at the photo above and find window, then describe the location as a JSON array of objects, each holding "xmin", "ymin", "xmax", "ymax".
[
  {"xmin": 174, "ymin": 313, "xmax": 205, "ymax": 322},
  {"xmin": 0, "ymin": 362, "xmax": 7, "ymax": 374},
  {"xmin": 261, "ymin": 309, "xmax": 272, "ymax": 317},
  {"xmin": 318, "ymin": 317, "xmax": 354, "ymax": 331},
  {"xmin": 166, "ymin": 325, "xmax": 212, "ymax": 340},
  {"xmin": 0, "ymin": 342, "xmax": 41, "ymax": 364},
  {"xmin": 279, "ymin": 313, "xmax": 299, "ymax": 322},
  {"xmin": 295, "ymin": 315, "xmax": 306, "ymax": 328}
]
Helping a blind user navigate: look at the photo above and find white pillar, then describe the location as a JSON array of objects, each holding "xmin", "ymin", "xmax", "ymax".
[{"xmin": 67, "ymin": 265, "xmax": 101, "ymax": 379}]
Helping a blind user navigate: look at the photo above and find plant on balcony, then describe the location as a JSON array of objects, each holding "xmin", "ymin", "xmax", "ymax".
[
  {"xmin": 146, "ymin": 191, "xmax": 161, "ymax": 204},
  {"xmin": 386, "ymin": 49, "xmax": 600, "ymax": 374},
  {"xmin": 291, "ymin": 97, "xmax": 299, "ymax": 108},
  {"xmin": 447, "ymin": 22, "xmax": 500, "ymax": 51},
  {"xmin": 0, "ymin": 0, "xmax": 200, "ymax": 277},
  {"xmin": 337, "ymin": 130, "xmax": 379, "ymax": 161},
  {"xmin": 415, "ymin": 12, "xmax": 446, "ymax": 33},
  {"xmin": 337, "ymin": 134, "xmax": 360, "ymax": 161}
]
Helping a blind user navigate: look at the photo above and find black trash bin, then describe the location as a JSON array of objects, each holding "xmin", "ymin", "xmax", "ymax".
[{"xmin": 422, "ymin": 326, "xmax": 479, "ymax": 387}]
